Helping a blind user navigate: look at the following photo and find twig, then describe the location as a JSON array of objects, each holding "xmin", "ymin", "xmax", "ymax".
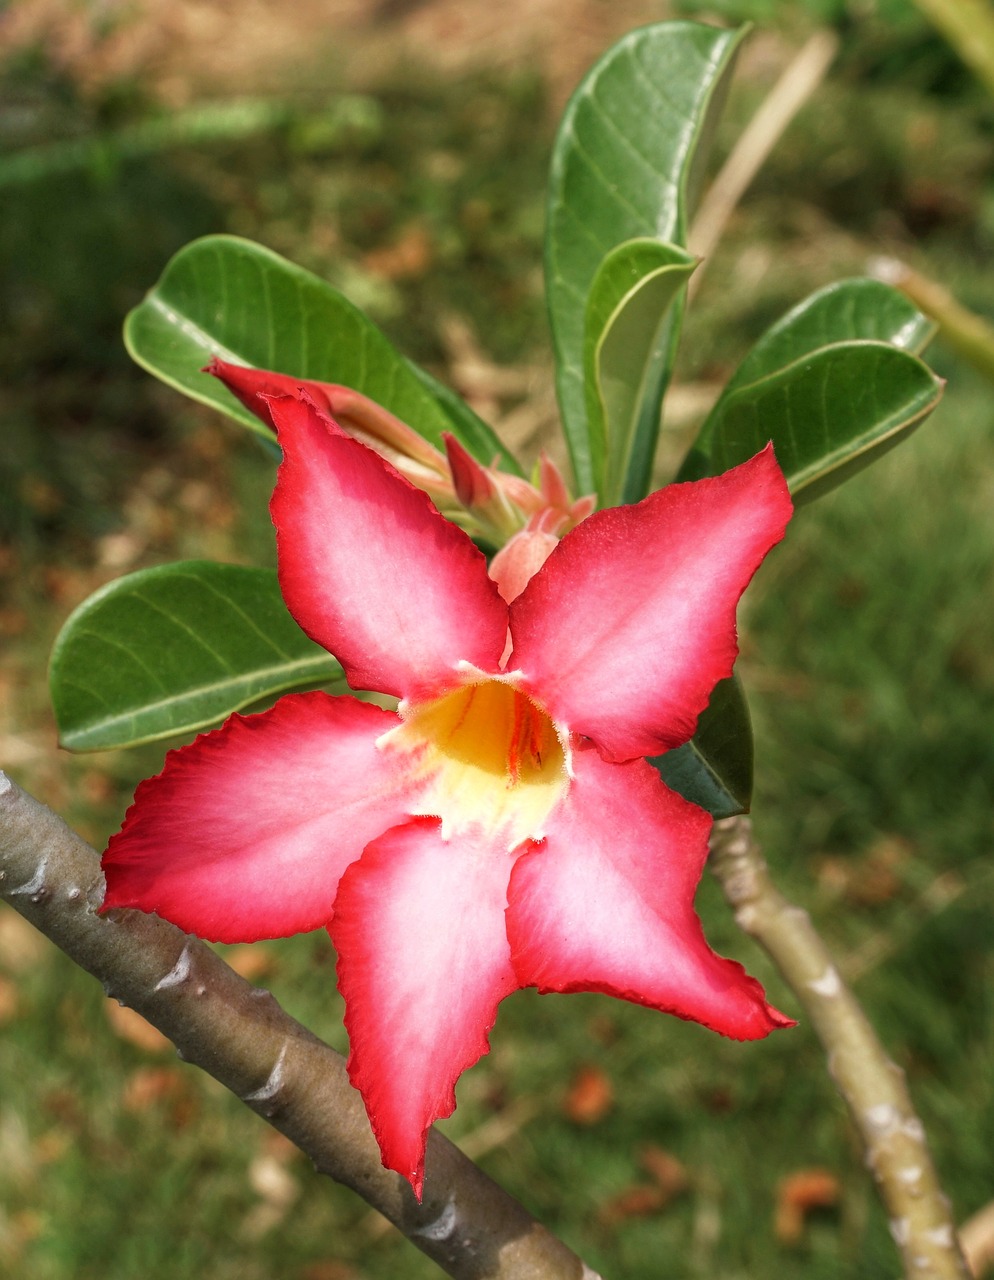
[
  {"xmin": 870, "ymin": 256, "xmax": 994, "ymax": 384},
  {"xmin": 960, "ymin": 1199, "xmax": 994, "ymax": 1278},
  {"xmin": 0, "ymin": 772, "xmax": 597, "ymax": 1280},
  {"xmin": 688, "ymin": 30, "xmax": 839, "ymax": 299},
  {"xmin": 710, "ymin": 814, "xmax": 969, "ymax": 1280}
]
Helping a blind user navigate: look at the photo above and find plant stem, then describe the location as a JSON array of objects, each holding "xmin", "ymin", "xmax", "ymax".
[
  {"xmin": 709, "ymin": 815, "xmax": 969, "ymax": 1280},
  {"xmin": 871, "ymin": 256, "xmax": 994, "ymax": 384},
  {"xmin": 0, "ymin": 772, "xmax": 597, "ymax": 1280}
]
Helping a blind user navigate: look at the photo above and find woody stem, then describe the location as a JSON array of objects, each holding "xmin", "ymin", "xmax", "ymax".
[
  {"xmin": 0, "ymin": 771, "xmax": 596, "ymax": 1280},
  {"xmin": 710, "ymin": 814, "xmax": 969, "ymax": 1280}
]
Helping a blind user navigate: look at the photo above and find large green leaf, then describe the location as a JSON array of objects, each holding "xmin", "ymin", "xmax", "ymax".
[
  {"xmin": 722, "ymin": 277, "xmax": 935, "ymax": 388},
  {"xmin": 50, "ymin": 561, "xmax": 343, "ymax": 751},
  {"xmin": 652, "ymin": 676, "xmax": 753, "ymax": 819},
  {"xmin": 124, "ymin": 234, "xmax": 518, "ymax": 470},
  {"xmin": 681, "ymin": 279, "xmax": 942, "ymax": 499},
  {"xmin": 706, "ymin": 342, "xmax": 942, "ymax": 503},
  {"xmin": 546, "ymin": 21, "xmax": 748, "ymax": 495},
  {"xmin": 584, "ymin": 239, "xmax": 697, "ymax": 504}
]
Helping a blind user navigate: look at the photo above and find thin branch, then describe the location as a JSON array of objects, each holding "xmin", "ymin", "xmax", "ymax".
[
  {"xmin": 960, "ymin": 1199, "xmax": 994, "ymax": 1278},
  {"xmin": 710, "ymin": 815, "xmax": 969, "ymax": 1280},
  {"xmin": 0, "ymin": 772, "xmax": 597, "ymax": 1280},
  {"xmin": 870, "ymin": 256, "xmax": 994, "ymax": 385},
  {"xmin": 688, "ymin": 30, "xmax": 839, "ymax": 299}
]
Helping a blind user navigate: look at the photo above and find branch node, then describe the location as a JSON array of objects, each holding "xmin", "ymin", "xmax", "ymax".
[
  {"xmin": 8, "ymin": 854, "xmax": 51, "ymax": 901},
  {"xmin": 413, "ymin": 1195, "xmax": 459, "ymax": 1242},
  {"xmin": 243, "ymin": 1041, "xmax": 289, "ymax": 1114},
  {"xmin": 154, "ymin": 940, "xmax": 194, "ymax": 991}
]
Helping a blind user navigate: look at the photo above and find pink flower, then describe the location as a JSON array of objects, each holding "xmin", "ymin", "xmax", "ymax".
[{"xmin": 102, "ymin": 383, "xmax": 794, "ymax": 1197}]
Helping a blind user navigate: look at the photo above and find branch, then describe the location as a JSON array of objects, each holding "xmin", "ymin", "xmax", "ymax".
[
  {"xmin": 710, "ymin": 815, "xmax": 969, "ymax": 1280},
  {"xmin": 870, "ymin": 256, "xmax": 994, "ymax": 385},
  {"xmin": 0, "ymin": 772, "xmax": 597, "ymax": 1280}
]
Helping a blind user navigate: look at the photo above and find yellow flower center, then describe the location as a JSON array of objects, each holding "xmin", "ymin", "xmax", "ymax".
[{"xmin": 380, "ymin": 678, "xmax": 569, "ymax": 849}]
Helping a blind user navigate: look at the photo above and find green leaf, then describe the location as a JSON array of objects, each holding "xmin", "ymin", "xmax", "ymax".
[
  {"xmin": 652, "ymin": 676, "xmax": 753, "ymax": 820},
  {"xmin": 706, "ymin": 342, "xmax": 942, "ymax": 503},
  {"xmin": 584, "ymin": 239, "xmax": 698, "ymax": 504},
  {"xmin": 681, "ymin": 278, "xmax": 942, "ymax": 498},
  {"xmin": 50, "ymin": 561, "xmax": 343, "ymax": 751},
  {"xmin": 727, "ymin": 277, "xmax": 935, "ymax": 384},
  {"xmin": 546, "ymin": 21, "xmax": 748, "ymax": 495},
  {"xmin": 124, "ymin": 233, "xmax": 516, "ymax": 469}
]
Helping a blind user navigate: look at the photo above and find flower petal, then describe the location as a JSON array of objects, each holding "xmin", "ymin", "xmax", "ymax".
[
  {"xmin": 206, "ymin": 358, "xmax": 318, "ymax": 433},
  {"xmin": 269, "ymin": 392, "xmax": 508, "ymax": 701},
  {"xmin": 506, "ymin": 744, "xmax": 792, "ymax": 1039},
  {"xmin": 508, "ymin": 446, "xmax": 792, "ymax": 761},
  {"xmin": 331, "ymin": 817, "xmax": 520, "ymax": 1197},
  {"xmin": 102, "ymin": 693, "xmax": 419, "ymax": 942},
  {"xmin": 207, "ymin": 358, "xmax": 452, "ymax": 478}
]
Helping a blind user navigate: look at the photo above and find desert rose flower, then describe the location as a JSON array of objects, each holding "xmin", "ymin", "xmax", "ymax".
[{"xmin": 102, "ymin": 383, "xmax": 794, "ymax": 1197}]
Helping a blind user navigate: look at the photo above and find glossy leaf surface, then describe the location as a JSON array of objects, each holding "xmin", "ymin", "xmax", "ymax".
[
  {"xmin": 707, "ymin": 342, "xmax": 941, "ymax": 503},
  {"xmin": 720, "ymin": 277, "xmax": 935, "ymax": 392},
  {"xmin": 546, "ymin": 21, "xmax": 747, "ymax": 494},
  {"xmin": 681, "ymin": 279, "xmax": 941, "ymax": 500},
  {"xmin": 124, "ymin": 234, "xmax": 517, "ymax": 469},
  {"xmin": 51, "ymin": 561, "xmax": 342, "ymax": 751},
  {"xmin": 652, "ymin": 675, "xmax": 753, "ymax": 819},
  {"xmin": 584, "ymin": 239, "xmax": 697, "ymax": 504}
]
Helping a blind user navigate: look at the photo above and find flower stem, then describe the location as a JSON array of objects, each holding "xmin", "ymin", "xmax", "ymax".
[
  {"xmin": 710, "ymin": 814, "xmax": 969, "ymax": 1280},
  {"xmin": 0, "ymin": 772, "xmax": 596, "ymax": 1280}
]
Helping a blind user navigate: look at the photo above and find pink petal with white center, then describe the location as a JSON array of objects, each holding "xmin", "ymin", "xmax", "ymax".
[
  {"xmin": 506, "ymin": 743, "xmax": 793, "ymax": 1040},
  {"xmin": 507, "ymin": 446, "xmax": 792, "ymax": 762},
  {"xmin": 269, "ymin": 393, "xmax": 508, "ymax": 701},
  {"xmin": 102, "ymin": 693, "xmax": 421, "ymax": 943},
  {"xmin": 331, "ymin": 817, "xmax": 521, "ymax": 1197}
]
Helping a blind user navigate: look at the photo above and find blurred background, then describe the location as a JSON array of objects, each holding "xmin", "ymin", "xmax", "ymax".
[{"xmin": 1, "ymin": 0, "xmax": 993, "ymax": 1277}]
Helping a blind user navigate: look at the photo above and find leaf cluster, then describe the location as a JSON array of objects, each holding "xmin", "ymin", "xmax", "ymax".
[{"xmin": 50, "ymin": 21, "xmax": 943, "ymax": 820}]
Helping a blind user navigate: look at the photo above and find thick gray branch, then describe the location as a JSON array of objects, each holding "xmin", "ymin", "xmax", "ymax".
[
  {"xmin": 710, "ymin": 814, "xmax": 968, "ymax": 1280},
  {"xmin": 0, "ymin": 772, "xmax": 596, "ymax": 1280}
]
